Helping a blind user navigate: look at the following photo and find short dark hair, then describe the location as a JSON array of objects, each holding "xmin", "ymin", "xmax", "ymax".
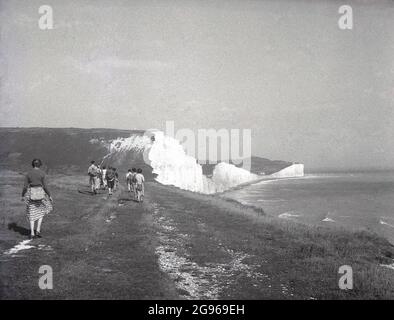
[
  {"xmin": 32, "ymin": 158, "xmax": 42, "ymax": 168},
  {"xmin": 91, "ymin": 160, "xmax": 95, "ymax": 164},
  {"xmin": 102, "ymin": 166, "xmax": 106, "ymax": 169},
  {"xmin": 132, "ymin": 168, "xmax": 136, "ymax": 172},
  {"xmin": 128, "ymin": 169, "xmax": 131, "ymax": 172},
  {"xmin": 137, "ymin": 168, "xmax": 142, "ymax": 173}
]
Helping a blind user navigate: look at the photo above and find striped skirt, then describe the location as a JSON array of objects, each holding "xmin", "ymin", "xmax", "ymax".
[{"xmin": 25, "ymin": 188, "xmax": 53, "ymax": 222}]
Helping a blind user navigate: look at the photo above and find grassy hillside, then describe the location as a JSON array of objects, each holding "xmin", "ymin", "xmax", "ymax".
[
  {"xmin": 0, "ymin": 127, "xmax": 145, "ymax": 174},
  {"xmin": 0, "ymin": 128, "xmax": 293, "ymax": 177}
]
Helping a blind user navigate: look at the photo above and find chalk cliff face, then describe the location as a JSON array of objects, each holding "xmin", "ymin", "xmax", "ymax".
[
  {"xmin": 270, "ymin": 163, "xmax": 305, "ymax": 178},
  {"xmin": 211, "ymin": 162, "xmax": 260, "ymax": 193},
  {"xmin": 148, "ymin": 131, "xmax": 212, "ymax": 193},
  {"xmin": 147, "ymin": 131, "xmax": 260, "ymax": 194}
]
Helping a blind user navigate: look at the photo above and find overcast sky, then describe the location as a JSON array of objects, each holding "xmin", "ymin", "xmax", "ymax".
[{"xmin": 1, "ymin": 0, "xmax": 393, "ymax": 170}]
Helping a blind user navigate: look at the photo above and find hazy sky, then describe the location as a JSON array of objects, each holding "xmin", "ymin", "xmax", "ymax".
[{"xmin": 1, "ymin": 0, "xmax": 393, "ymax": 170}]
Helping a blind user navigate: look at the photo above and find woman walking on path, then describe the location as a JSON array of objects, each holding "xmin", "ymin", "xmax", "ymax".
[
  {"xmin": 135, "ymin": 168, "xmax": 145, "ymax": 203},
  {"xmin": 21, "ymin": 159, "xmax": 53, "ymax": 239}
]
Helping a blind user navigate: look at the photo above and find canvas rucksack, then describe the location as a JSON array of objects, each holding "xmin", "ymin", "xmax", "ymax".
[
  {"xmin": 30, "ymin": 186, "xmax": 45, "ymax": 201},
  {"xmin": 106, "ymin": 169, "xmax": 115, "ymax": 181},
  {"xmin": 88, "ymin": 165, "xmax": 98, "ymax": 177}
]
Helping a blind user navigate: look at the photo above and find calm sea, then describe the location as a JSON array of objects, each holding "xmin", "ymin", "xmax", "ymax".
[{"xmin": 225, "ymin": 172, "xmax": 394, "ymax": 244}]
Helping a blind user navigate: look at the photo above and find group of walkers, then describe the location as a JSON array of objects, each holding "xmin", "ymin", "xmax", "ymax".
[
  {"xmin": 87, "ymin": 160, "xmax": 145, "ymax": 201},
  {"xmin": 126, "ymin": 168, "xmax": 145, "ymax": 202},
  {"xmin": 21, "ymin": 158, "xmax": 146, "ymax": 240},
  {"xmin": 87, "ymin": 161, "xmax": 118, "ymax": 195}
]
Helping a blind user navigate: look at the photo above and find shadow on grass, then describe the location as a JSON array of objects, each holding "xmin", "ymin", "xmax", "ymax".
[
  {"xmin": 118, "ymin": 198, "xmax": 134, "ymax": 202},
  {"xmin": 78, "ymin": 189, "xmax": 97, "ymax": 196},
  {"xmin": 8, "ymin": 222, "xmax": 30, "ymax": 236}
]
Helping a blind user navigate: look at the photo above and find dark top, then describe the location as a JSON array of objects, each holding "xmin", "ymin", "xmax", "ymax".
[
  {"xmin": 106, "ymin": 169, "xmax": 115, "ymax": 181},
  {"xmin": 22, "ymin": 168, "xmax": 51, "ymax": 197}
]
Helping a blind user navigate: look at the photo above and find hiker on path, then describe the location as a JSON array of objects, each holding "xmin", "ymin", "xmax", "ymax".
[
  {"xmin": 102, "ymin": 165, "xmax": 107, "ymax": 189},
  {"xmin": 21, "ymin": 159, "xmax": 53, "ymax": 239},
  {"xmin": 113, "ymin": 168, "xmax": 119, "ymax": 191},
  {"xmin": 97, "ymin": 165, "xmax": 103, "ymax": 189},
  {"xmin": 135, "ymin": 168, "xmax": 145, "ymax": 203},
  {"xmin": 106, "ymin": 166, "xmax": 116, "ymax": 196},
  {"xmin": 88, "ymin": 160, "xmax": 100, "ymax": 195},
  {"xmin": 126, "ymin": 169, "xmax": 134, "ymax": 193},
  {"xmin": 130, "ymin": 168, "xmax": 137, "ymax": 199}
]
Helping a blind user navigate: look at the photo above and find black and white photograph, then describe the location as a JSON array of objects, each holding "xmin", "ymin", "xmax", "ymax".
[{"xmin": 0, "ymin": 0, "xmax": 393, "ymax": 308}]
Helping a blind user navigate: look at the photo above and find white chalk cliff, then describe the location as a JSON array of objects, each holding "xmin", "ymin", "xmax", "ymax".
[{"xmin": 270, "ymin": 163, "xmax": 304, "ymax": 178}]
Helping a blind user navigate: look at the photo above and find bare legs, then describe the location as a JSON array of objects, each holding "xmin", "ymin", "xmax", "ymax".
[
  {"xmin": 108, "ymin": 181, "xmax": 113, "ymax": 196},
  {"xmin": 29, "ymin": 217, "xmax": 43, "ymax": 238},
  {"xmin": 136, "ymin": 185, "xmax": 144, "ymax": 202},
  {"xmin": 90, "ymin": 177, "xmax": 99, "ymax": 194},
  {"xmin": 29, "ymin": 221, "xmax": 35, "ymax": 237},
  {"xmin": 37, "ymin": 217, "xmax": 43, "ymax": 233}
]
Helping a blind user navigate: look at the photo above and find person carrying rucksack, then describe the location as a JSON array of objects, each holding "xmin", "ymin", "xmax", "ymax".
[
  {"xmin": 135, "ymin": 168, "xmax": 145, "ymax": 203},
  {"xmin": 88, "ymin": 160, "xmax": 99, "ymax": 195},
  {"xmin": 113, "ymin": 168, "xmax": 119, "ymax": 191},
  {"xmin": 130, "ymin": 168, "xmax": 137, "ymax": 199},
  {"xmin": 126, "ymin": 169, "xmax": 133, "ymax": 193},
  {"xmin": 106, "ymin": 166, "xmax": 116, "ymax": 196},
  {"xmin": 102, "ymin": 166, "xmax": 107, "ymax": 189}
]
